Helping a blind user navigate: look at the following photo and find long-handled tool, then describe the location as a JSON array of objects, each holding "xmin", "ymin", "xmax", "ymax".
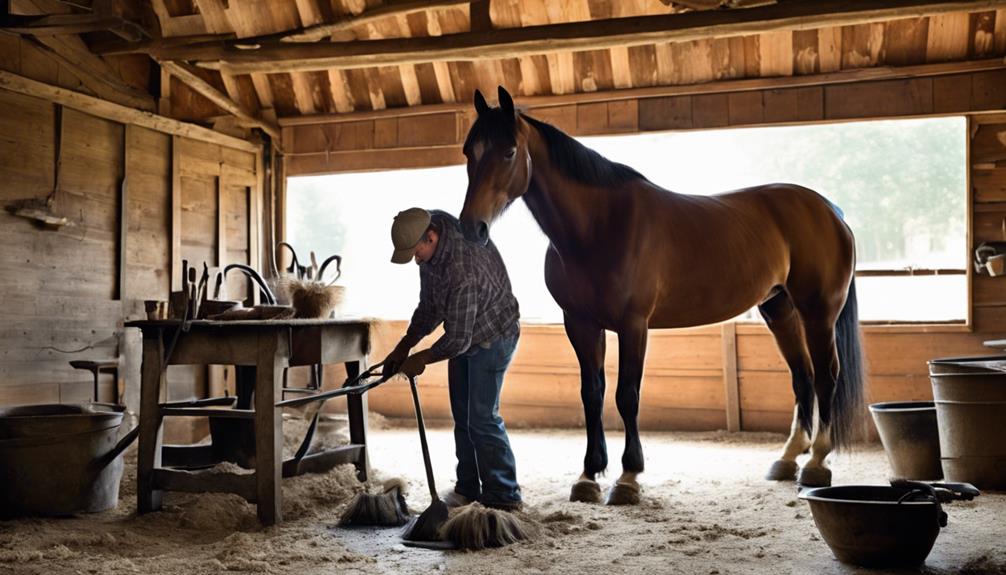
[
  {"xmin": 401, "ymin": 374, "xmax": 450, "ymax": 545},
  {"xmin": 277, "ymin": 363, "xmax": 412, "ymax": 527}
]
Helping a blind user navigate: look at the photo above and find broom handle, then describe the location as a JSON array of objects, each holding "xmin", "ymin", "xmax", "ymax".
[{"xmin": 409, "ymin": 375, "xmax": 438, "ymax": 500}]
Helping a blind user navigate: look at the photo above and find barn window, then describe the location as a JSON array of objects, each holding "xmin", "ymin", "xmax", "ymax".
[{"xmin": 286, "ymin": 115, "xmax": 966, "ymax": 324}]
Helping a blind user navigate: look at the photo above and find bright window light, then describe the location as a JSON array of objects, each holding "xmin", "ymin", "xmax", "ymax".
[{"xmin": 287, "ymin": 116, "xmax": 967, "ymax": 324}]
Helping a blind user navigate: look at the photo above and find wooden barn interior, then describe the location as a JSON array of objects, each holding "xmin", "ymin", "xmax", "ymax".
[{"xmin": 2, "ymin": 0, "xmax": 1006, "ymax": 573}]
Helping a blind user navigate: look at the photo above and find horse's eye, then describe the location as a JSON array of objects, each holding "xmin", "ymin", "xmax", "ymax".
[{"xmin": 504, "ymin": 147, "xmax": 517, "ymax": 159}]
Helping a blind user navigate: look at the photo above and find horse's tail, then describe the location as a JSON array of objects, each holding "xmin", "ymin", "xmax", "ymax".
[{"xmin": 831, "ymin": 277, "xmax": 865, "ymax": 450}]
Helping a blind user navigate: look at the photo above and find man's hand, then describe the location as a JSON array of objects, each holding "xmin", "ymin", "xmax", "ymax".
[
  {"xmin": 382, "ymin": 343, "xmax": 410, "ymax": 378},
  {"xmin": 400, "ymin": 350, "xmax": 432, "ymax": 377}
]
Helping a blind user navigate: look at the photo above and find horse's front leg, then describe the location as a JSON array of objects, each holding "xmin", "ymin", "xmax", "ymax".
[
  {"xmin": 607, "ymin": 317, "xmax": 648, "ymax": 505},
  {"xmin": 564, "ymin": 313, "xmax": 608, "ymax": 503}
]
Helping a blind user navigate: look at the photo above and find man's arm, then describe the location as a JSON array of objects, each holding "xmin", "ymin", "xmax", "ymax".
[
  {"xmin": 426, "ymin": 281, "xmax": 477, "ymax": 363},
  {"xmin": 399, "ymin": 276, "xmax": 441, "ymax": 350}
]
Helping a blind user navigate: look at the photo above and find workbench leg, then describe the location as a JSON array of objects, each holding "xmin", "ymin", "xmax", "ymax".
[
  {"xmin": 255, "ymin": 334, "xmax": 284, "ymax": 525},
  {"xmin": 346, "ymin": 360, "xmax": 370, "ymax": 482},
  {"xmin": 137, "ymin": 333, "xmax": 165, "ymax": 514}
]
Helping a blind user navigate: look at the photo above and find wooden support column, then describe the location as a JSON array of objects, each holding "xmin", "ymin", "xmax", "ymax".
[
  {"xmin": 159, "ymin": 67, "xmax": 171, "ymax": 116},
  {"xmin": 251, "ymin": 150, "xmax": 263, "ymax": 304},
  {"xmin": 137, "ymin": 332, "xmax": 166, "ymax": 513},
  {"xmin": 721, "ymin": 322, "xmax": 741, "ymax": 432},
  {"xmin": 171, "ymin": 135, "xmax": 182, "ymax": 291},
  {"xmin": 254, "ymin": 331, "xmax": 285, "ymax": 525},
  {"xmin": 118, "ymin": 125, "xmax": 130, "ymax": 301},
  {"xmin": 208, "ymin": 174, "xmax": 227, "ymax": 397}
]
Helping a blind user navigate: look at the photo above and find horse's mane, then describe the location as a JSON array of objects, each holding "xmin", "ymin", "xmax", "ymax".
[
  {"xmin": 521, "ymin": 114, "xmax": 647, "ymax": 187},
  {"xmin": 464, "ymin": 108, "xmax": 647, "ymax": 188}
]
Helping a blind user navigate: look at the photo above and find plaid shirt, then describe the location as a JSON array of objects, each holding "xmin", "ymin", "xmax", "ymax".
[{"xmin": 401, "ymin": 211, "xmax": 520, "ymax": 362}]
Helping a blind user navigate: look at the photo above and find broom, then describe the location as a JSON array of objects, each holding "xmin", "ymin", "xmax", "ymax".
[
  {"xmin": 339, "ymin": 478, "xmax": 411, "ymax": 527},
  {"xmin": 401, "ymin": 375, "xmax": 450, "ymax": 544}
]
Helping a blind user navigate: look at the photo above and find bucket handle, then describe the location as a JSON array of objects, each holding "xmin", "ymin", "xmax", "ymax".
[{"xmin": 88, "ymin": 424, "xmax": 139, "ymax": 473}]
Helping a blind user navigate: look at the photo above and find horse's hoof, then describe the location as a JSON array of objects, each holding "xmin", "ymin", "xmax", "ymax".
[
  {"xmin": 798, "ymin": 465, "xmax": 832, "ymax": 487},
  {"xmin": 604, "ymin": 482, "xmax": 641, "ymax": 506},
  {"xmin": 569, "ymin": 479, "xmax": 602, "ymax": 503},
  {"xmin": 765, "ymin": 459, "xmax": 799, "ymax": 481}
]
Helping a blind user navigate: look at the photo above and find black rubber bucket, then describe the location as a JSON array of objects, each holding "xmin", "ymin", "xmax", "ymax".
[
  {"xmin": 929, "ymin": 356, "xmax": 1006, "ymax": 489},
  {"xmin": 800, "ymin": 485, "xmax": 943, "ymax": 568},
  {"xmin": 0, "ymin": 404, "xmax": 127, "ymax": 517},
  {"xmin": 869, "ymin": 401, "xmax": 942, "ymax": 481}
]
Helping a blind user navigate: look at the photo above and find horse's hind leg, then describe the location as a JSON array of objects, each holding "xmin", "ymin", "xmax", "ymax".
[
  {"xmin": 796, "ymin": 317, "xmax": 841, "ymax": 488},
  {"xmin": 564, "ymin": 312, "xmax": 608, "ymax": 503},
  {"xmin": 759, "ymin": 291, "xmax": 814, "ymax": 482}
]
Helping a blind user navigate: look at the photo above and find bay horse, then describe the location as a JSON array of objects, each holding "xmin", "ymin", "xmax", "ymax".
[{"xmin": 458, "ymin": 86, "xmax": 865, "ymax": 505}]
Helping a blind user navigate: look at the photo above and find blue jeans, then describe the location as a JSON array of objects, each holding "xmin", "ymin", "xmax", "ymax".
[{"xmin": 448, "ymin": 329, "xmax": 521, "ymax": 506}]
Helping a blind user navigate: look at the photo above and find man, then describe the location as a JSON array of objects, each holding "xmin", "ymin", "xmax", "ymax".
[{"xmin": 383, "ymin": 207, "xmax": 522, "ymax": 511}]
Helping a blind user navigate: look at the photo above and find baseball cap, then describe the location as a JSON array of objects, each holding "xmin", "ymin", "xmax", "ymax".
[{"xmin": 390, "ymin": 207, "xmax": 432, "ymax": 264}]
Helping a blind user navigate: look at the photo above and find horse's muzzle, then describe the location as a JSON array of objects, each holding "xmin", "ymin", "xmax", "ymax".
[{"xmin": 462, "ymin": 219, "xmax": 490, "ymax": 245}]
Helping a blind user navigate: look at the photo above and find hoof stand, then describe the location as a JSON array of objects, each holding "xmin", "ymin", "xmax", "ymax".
[{"xmin": 569, "ymin": 479, "xmax": 602, "ymax": 503}]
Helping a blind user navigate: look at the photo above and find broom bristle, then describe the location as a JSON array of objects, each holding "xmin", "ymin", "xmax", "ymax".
[
  {"xmin": 438, "ymin": 503, "xmax": 536, "ymax": 550},
  {"xmin": 338, "ymin": 479, "xmax": 410, "ymax": 527}
]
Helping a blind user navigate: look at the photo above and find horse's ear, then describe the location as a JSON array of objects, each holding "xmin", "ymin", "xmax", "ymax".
[
  {"xmin": 498, "ymin": 86, "xmax": 514, "ymax": 117},
  {"xmin": 474, "ymin": 89, "xmax": 490, "ymax": 116}
]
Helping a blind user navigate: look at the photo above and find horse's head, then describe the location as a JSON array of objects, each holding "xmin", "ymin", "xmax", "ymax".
[{"xmin": 459, "ymin": 86, "xmax": 531, "ymax": 245}]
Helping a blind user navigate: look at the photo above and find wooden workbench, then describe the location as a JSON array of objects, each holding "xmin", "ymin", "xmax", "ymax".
[{"xmin": 126, "ymin": 318, "xmax": 372, "ymax": 525}]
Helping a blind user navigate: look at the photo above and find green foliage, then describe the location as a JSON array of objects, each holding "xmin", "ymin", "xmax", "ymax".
[{"xmin": 751, "ymin": 118, "xmax": 966, "ymax": 266}]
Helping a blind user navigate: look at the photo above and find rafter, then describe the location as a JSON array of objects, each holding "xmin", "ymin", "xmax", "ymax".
[
  {"xmin": 0, "ymin": 69, "xmax": 257, "ymax": 152},
  {"xmin": 280, "ymin": 0, "xmax": 470, "ymax": 42},
  {"xmin": 0, "ymin": 14, "xmax": 148, "ymax": 41},
  {"xmin": 142, "ymin": 0, "xmax": 1006, "ymax": 74},
  {"xmin": 26, "ymin": 35, "xmax": 155, "ymax": 110},
  {"xmin": 275, "ymin": 57, "xmax": 1006, "ymax": 125},
  {"xmin": 159, "ymin": 60, "xmax": 281, "ymax": 143}
]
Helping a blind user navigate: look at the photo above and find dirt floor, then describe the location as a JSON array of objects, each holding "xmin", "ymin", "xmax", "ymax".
[{"xmin": 2, "ymin": 420, "xmax": 1005, "ymax": 575}]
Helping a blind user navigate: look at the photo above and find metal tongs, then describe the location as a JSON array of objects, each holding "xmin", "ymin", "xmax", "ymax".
[{"xmin": 892, "ymin": 480, "xmax": 980, "ymax": 528}]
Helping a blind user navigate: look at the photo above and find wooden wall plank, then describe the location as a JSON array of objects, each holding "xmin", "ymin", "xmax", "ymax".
[{"xmin": 825, "ymin": 78, "xmax": 933, "ymax": 119}]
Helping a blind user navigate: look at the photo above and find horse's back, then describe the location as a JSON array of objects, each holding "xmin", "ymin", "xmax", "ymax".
[{"xmin": 637, "ymin": 182, "xmax": 854, "ymax": 327}]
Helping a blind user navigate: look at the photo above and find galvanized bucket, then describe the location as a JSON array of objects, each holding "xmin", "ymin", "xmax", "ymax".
[
  {"xmin": 0, "ymin": 403, "xmax": 136, "ymax": 517},
  {"xmin": 928, "ymin": 356, "xmax": 1006, "ymax": 490},
  {"xmin": 869, "ymin": 401, "xmax": 942, "ymax": 481}
]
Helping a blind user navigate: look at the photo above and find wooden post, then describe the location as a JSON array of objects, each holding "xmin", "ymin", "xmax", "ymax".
[
  {"xmin": 118, "ymin": 124, "xmax": 129, "ymax": 302},
  {"xmin": 345, "ymin": 359, "xmax": 370, "ymax": 481},
  {"xmin": 254, "ymin": 330, "xmax": 286, "ymax": 525},
  {"xmin": 721, "ymin": 322, "xmax": 741, "ymax": 432},
  {"xmin": 170, "ymin": 135, "xmax": 182, "ymax": 291},
  {"xmin": 158, "ymin": 66, "xmax": 171, "ymax": 117},
  {"xmin": 208, "ymin": 174, "xmax": 227, "ymax": 397},
  {"xmin": 137, "ymin": 331, "xmax": 166, "ymax": 513},
  {"xmin": 251, "ymin": 150, "xmax": 263, "ymax": 304}
]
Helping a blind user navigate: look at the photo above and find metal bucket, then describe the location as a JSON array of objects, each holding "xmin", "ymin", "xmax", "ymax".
[
  {"xmin": 869, "ymin": 402, "xmax": 942, "ymax": 481},
  {"xmin": 0, "ymin": 403, "xmax": 132, "ymax": 517},
  {"xmin": 929, "ymin": 356, "xmax": 1006, "ymax": 489}
]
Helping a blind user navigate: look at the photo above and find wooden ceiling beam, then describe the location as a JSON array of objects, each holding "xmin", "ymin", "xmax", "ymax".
[
  {"xmin": 25, "ymin": 35, "xmax": 156, "ymax": 110},
  {"xmin": 90, "ymin": 0, "xmax": 469, "ymax": 53},
  {"xmin": 0, "ymin": 14, "xmax": 149, "ymax": 41},
  {"xmin": 7, "ymin": 0, "xmax": 155, "ymax": 110},
  {"xmin": 0, "ymin": 69, "xmax": 258, "ymax": 152},
  {"xmin": 280, "ymin": 0, "xmax": 470, "ymax": 42},
  {"xmin": 148, "ymin": 0, "xmax": 1006, "ymax": 74},
  {"xmin": 159, "ymin": 60, "xmax": 281, "ymax": 143},
  {"xmin": 276, "ymin": 57, "xmax": 1006, "ymax": 126}
]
